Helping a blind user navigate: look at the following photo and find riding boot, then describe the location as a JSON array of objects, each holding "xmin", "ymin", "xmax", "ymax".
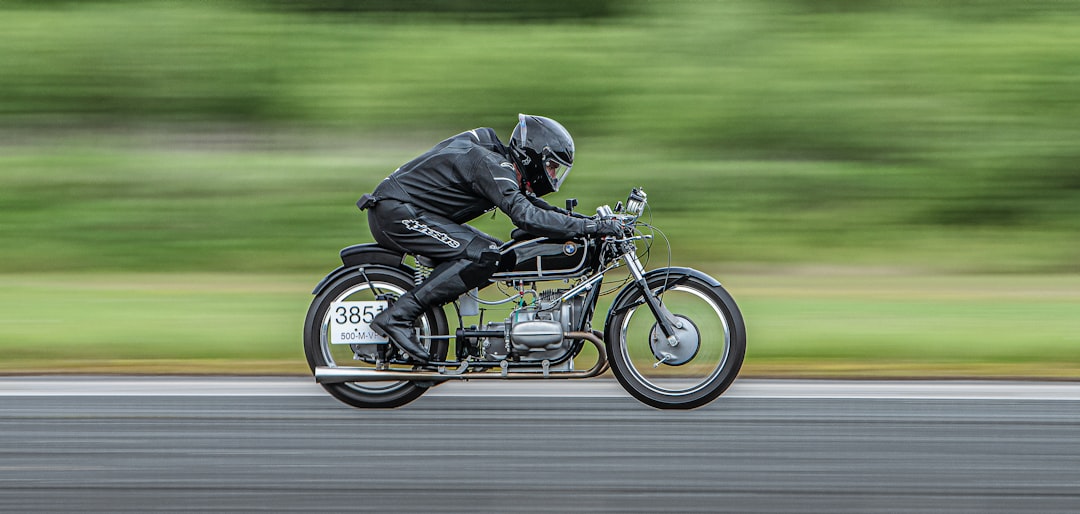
[
  {"xmin": 369, "ymin": 259, "xmax": 478, "ymax": 363},
  {"xmin": 369, "ymin": 290, "xmax": 430, "ymax": 363}
]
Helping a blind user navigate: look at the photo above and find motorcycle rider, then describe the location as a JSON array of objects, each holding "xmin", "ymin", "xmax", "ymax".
[{"xmin": 359, "ymin": 113, "xmax": 626, "ymax": 364}]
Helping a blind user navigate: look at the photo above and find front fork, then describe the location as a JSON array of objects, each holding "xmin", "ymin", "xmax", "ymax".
[{"xmin": 622, "ymin": 249, "xmax": 683, "ymax": 347}]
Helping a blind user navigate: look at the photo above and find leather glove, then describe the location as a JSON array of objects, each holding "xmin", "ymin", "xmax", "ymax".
[{"xmin": 589, "ymin": 219, "xmax": 626, "ymax": 237}]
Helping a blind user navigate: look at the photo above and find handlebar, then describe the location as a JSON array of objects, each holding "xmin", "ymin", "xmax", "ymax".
[
  {"xmin": 595, "ymin": 187, "xmax": 648, "ymax": 222},
  {"xmin": 590, "ymin": 188, "xmax": 648, "ymax": 241}
]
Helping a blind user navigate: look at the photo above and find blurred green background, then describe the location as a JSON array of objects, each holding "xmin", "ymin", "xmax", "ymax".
[{"xmin": 1, "ymin": 0, "xmax": 1078, "ymax": 376}]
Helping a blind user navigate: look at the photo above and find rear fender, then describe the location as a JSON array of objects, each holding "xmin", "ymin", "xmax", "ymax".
[
  {"xmin": 339, "ymin": 243, "xmax": 408, "ymax": 269},
  {"xmin": 311, "ymin": 244, "xmax": 411, "ymax": 295}
]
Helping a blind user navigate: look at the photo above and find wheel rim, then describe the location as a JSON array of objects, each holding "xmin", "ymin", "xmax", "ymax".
[
  {"xmin": 618, "ymin": 285, "xmax": 730, "ymax": 396},
  {"xmin": 319, "ymin": 281, "xmax": 432, "ymax": 394}
]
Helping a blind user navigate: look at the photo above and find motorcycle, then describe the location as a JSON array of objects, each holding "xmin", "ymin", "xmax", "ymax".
[{"xmin": 303, "ymin": 188, "xmax": 745, "ymax": 409}]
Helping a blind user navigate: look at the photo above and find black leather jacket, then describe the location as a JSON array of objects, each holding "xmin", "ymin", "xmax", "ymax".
[{"xmin": 372, "ymin": 128, "xmax": 597, "ymax": 239}]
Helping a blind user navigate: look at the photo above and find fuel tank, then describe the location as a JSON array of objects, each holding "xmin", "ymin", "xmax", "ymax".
[{"xmin": 492, "ymin": 236, "xmax": 594, "ymax": 281}]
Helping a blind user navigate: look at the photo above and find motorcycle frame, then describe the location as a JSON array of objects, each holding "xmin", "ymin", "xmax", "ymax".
[
  {"xmin": 448, "ymin": 237, "xmax": 614, "ymax": 371},
  {"xmin": 312, "ymin": 234, "xmax": 657, "ymax": 384}
]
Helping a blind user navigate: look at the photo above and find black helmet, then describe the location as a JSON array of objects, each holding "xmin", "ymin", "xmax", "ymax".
[{"xmin": 508, "ymin": 113, "xmax": 574, "ymax": 196}]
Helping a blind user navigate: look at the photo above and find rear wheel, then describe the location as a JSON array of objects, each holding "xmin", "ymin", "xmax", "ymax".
[
  {"xmin": 605, "ymin": 273, "xmax": 745, "ymax": 409},
  {"xmin": 303, "ymin": 266, "xmax": 448, "ymax": 409}
]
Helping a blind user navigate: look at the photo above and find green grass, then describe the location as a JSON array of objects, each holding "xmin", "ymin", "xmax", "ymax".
[
  {"xmin": 0, "ymin": 274, "xmax": 313, "ymax": 374},
  {"xmin": 2, "ymin": 272, "xmax": 1078, "ymax": 378},
  {"xmin": 728, "ymin": 273, "xmax": 1080, "ymax": 377}
]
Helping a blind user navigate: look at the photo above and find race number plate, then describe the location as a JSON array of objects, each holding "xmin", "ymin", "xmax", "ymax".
[{"xmin": 329, "ymin": 301, "xmax": 390, "ymax": 345}]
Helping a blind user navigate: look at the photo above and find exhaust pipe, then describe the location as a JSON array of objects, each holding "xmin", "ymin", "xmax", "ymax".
[{"xmin": 315, "ymin": 331, "xmax": 607, "ymax": 384}]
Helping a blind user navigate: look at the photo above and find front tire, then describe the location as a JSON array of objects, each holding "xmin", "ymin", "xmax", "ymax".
[
  {"xmin": 605, "ymin": 273, "xmax": 745, "ymax": 409},
  {"xmin": 303, "ymin": 266, "xmax": 448, "ymax": 409}
]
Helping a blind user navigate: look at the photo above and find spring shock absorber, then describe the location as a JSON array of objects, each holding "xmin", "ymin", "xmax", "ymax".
[{"xmin": 413, "ymin": 257, "xmax": 433, "ymax": 286}]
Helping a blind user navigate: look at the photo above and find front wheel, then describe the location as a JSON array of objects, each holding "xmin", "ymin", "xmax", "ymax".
[{"xmin": 605, "ymin": 272, "xmax": 745, "ymax": 409}]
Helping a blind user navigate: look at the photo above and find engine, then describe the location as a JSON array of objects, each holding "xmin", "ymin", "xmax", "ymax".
[{"xmin": 464, "ymin": 289, "xmax": 585, "ymax": 363}]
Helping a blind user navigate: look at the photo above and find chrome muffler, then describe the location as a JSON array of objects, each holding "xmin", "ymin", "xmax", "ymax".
[{"xmin": 314, "ymin": 331, "xmax": 607, "ymax": 384}]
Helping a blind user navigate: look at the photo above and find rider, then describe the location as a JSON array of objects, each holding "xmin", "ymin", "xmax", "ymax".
[{"xmin": 359, "ymin": 113, "xmax": 626, "ymax": 364}]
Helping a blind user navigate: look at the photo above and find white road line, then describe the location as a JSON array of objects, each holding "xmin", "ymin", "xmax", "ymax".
[
  {"xmin": 0, "ymin": 377, "xmax": 1079, "ymax": 400},
  {"xmin": 0, "ymin": 377, "xmax": 325, "ymax": 397}
]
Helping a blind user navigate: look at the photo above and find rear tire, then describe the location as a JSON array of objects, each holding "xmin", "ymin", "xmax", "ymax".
[{"xmin": 303, "ymin": 266, "xmax": 448, "ymax": 409}]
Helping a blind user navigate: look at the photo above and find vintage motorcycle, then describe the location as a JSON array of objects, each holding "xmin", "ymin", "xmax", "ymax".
[{"xmin": 303, "ymin": 188, "xmax": 745, "ymax": 409}]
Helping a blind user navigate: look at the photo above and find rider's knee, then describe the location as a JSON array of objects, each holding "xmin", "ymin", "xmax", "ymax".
[
  {"xmin": 460, "ymin": 239, "xmax": 501, "ymax": 287},
  {"xmin": 464, "ymin": 239, "xmax": 501, "ymax": 268}
]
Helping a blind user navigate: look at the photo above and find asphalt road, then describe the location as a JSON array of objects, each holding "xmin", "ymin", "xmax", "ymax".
[{"xmin": 1, "ymin": 378, "xmax": 1079, "ymax": 513}]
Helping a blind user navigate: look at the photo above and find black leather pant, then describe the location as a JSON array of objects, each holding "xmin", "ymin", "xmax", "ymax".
[{"xmin": 367, "ymin": 199, "xmax": 502, "ymax": 305}]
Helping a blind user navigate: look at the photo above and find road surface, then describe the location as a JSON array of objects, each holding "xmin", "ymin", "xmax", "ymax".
[{"xmin": 1, "ymin": 378, "xmax": 1078, "ymax": 512}]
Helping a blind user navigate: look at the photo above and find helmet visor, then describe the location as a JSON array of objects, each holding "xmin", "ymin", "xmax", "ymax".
[{"xmin": 542, "ymin": 152, "xmax": 573, "ymax": 191}]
